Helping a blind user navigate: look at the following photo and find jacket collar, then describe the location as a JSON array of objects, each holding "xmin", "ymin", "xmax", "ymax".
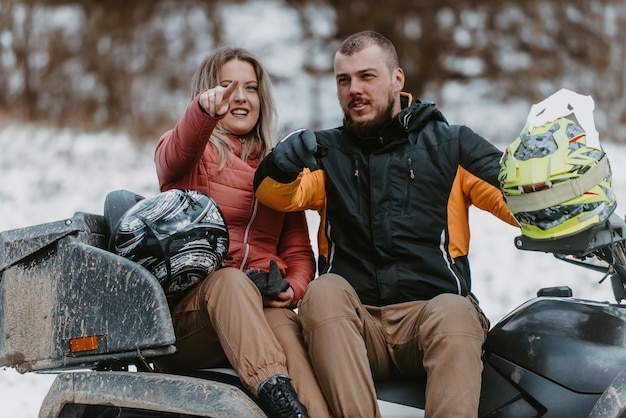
[{"xmin": 397, "ymin": 95, "xmax": 448, "ymax": 133}]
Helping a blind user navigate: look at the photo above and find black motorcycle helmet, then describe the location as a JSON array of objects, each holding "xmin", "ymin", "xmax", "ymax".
[{"xmin": 111, "ymin": 189, "xmax": 229, "ymax": 295}]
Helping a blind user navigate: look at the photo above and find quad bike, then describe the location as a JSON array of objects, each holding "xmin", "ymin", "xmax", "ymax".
[{"xmin": 1, "ymin": 192, "xmax": 626, "ymax": 418}]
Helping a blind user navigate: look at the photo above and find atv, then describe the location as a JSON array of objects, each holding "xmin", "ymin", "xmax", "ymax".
[{"xmin": 1, "ymin": 191, "xmax": 626, "ymax": 417}]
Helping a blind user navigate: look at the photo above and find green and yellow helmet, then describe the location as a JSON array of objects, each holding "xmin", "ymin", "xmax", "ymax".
[{"xmin": 499, "ymin": 89, "xmax": 616, "ymax": 240}]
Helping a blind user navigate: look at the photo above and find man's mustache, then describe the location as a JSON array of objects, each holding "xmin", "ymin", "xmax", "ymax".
[{"xmin": 349, "ymin": 98, "xmax": 370, "ymax": 107}]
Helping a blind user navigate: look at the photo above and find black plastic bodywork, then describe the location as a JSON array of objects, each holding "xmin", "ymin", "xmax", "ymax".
[
  {"xmin": 479, "ymin": 297, "xmax": 626, "ymax": 417},
  {"xmin": 0, "ymin": 212, "xmax": 266, "ymax": 417},
  {"xmin": 0, "ymin": 212, "xmax": 176, "ymax": 373}
]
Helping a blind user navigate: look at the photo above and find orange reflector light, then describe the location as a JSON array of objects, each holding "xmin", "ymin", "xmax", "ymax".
[{"xmin": 70, "ymin": 336, "xmax": 99, "ymax": 352}]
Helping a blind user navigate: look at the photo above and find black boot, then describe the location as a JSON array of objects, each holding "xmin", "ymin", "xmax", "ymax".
[{"xmin": 257, "ymin": 375, "xmax": 309, "ymax": 418}]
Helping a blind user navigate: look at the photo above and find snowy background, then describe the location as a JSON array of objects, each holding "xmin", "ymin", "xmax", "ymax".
[{"xmin": 2, "ymin": 4, "xmax": 626, "ymax": 417}]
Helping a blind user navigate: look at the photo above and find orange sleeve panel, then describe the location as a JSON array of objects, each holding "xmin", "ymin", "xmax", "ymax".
[
  {"xmin": 448, "ymin": 167, "xmax": 518, "ymax": 259},
  {"xmin": 256, "ymin": 169, "xmax": 329, "ymax": 259}
]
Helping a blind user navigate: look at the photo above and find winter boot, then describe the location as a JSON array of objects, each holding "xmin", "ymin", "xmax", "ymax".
[{"xmin": 257, "ymin": 375, "xmax": 309, "ymax": 418}]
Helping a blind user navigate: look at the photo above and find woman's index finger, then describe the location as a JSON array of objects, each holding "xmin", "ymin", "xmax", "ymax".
[{"xmin": 221, "ymin": 80, "xmax": 239, "ymax": 101}]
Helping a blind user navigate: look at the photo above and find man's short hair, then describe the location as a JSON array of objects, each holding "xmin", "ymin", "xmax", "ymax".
[{"xmin": 337, "ymin": 31, "xmax": 399, "ymax": 70}]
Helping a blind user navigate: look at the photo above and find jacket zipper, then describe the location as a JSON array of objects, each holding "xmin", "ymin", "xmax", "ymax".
[
  {"xmin": 353, "ymin": 158, "xmax": 362, "ymax": 214},
  {"xmin": 402, "ymin": 155, "xmax": 415, "ymax": 214},
  {"xmin": 239, "ymin": 199, "xmax": 259, "ymax": 270}
]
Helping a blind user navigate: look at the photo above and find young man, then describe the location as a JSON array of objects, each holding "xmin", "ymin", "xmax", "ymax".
[{"xmin": 254, "ymin": 31, "xmax": 504, "ymax": 417}]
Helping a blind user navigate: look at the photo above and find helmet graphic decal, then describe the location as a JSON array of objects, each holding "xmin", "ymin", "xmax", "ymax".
[
  {"xmin": 112, "ymin": 189, "xmax": 229, "ymax": 294},
  {"xmin": 499, "ymin": 89, "xmax": 617, "ymax": 240}
]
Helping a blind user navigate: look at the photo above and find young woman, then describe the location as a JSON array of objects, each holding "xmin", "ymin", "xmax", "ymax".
[{"xmin": 153, "ymin": 47, "xmax": 329, "ymax": 418}]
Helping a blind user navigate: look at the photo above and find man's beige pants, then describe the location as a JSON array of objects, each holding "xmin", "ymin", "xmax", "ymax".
[{"xmin": 298, "ymin": 273, "xmax": 489, "ymax": 418}]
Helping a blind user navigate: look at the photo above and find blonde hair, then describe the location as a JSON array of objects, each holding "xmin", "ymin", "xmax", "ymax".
[{"xmin": 189, "ymin": 47, "xmax": 276, "ymax": 169}]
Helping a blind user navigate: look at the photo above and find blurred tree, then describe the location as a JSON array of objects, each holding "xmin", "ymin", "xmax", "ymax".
[
  {"xmin": 326, "ymin": 0, "xmax": 616, "ymax": 97},
  {"xmin": 322, "ymin": 0, "xmax": 626, "ymax": 139},
  {"xmin": 0, "ymin": 0, "xmax": 625, "ymax": 141},
  {"xmin": 0, "ymin": 0, "xmax": 229, "ymax": 138}
]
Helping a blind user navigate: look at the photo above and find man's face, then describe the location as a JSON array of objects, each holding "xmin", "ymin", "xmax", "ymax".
[{"xmin": 334, "ymin": 44, "xmax": 404, "ymax": 134}]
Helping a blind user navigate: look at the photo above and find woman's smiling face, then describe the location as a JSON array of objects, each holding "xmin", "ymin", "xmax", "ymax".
[{"xmin": 218, "ymin": 58, "xmax": 260, "ymax": 136}]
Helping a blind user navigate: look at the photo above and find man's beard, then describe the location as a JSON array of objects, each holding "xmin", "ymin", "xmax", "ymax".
[{"xmin": 344, "ymin": 92, "xmax": 395, "ymax": 137}]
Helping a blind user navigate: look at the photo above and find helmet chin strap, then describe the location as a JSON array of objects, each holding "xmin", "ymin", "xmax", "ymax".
[{"xmin": 504, "ymin": 154, "xmax": 611, "ymax": 213}]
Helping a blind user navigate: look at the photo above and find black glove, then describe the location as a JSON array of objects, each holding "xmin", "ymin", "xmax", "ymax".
[
  {"xmin": 246, "ymin": 260, "xmax": 290, "ymax": 300},
  {"xmin": 272, "ymin": 129, "xmax": 319, "ymax": 173}
]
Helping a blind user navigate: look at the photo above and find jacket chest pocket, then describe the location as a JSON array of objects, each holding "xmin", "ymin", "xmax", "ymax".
[
  {"xmin": 371, "ymin": 152, "xmax": 420, "ymax": 216},
  {"xmin": 390, "ymin": 151, "xmax": 450, "ymax": 218}
]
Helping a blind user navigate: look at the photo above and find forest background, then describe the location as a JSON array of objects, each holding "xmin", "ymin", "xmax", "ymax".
[{"xmin": 2, "ymin": 0, "xmax": 626, "ymax": 143}]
